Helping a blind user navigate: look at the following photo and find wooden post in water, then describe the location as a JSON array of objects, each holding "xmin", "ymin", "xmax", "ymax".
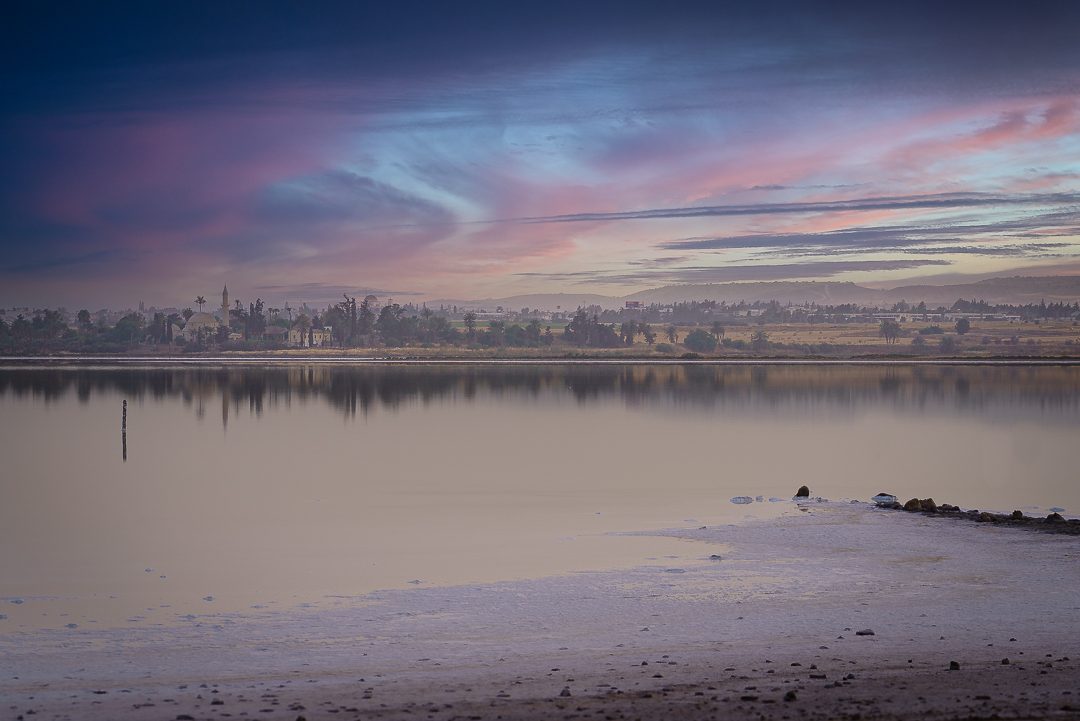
[{"xmin": 122, "ymin": 399, "xmax": 128, "ymax": 462}]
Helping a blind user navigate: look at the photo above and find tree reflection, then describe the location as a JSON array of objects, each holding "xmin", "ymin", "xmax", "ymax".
[{"xmin": 1, "ymin": 364, "xmax": 1079, "ymax": 427}]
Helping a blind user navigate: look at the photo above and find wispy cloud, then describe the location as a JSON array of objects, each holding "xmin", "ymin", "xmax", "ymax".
[
  {"xmin": 517, "ymin": 259, "xmax": 951, "ymax": 285},
  {"xmin": 660, "ymin": 208, "xmax": 1080, "ymax": 254},
  {"xmin": 505, "ymin": 192, "xmax": 1080, "ymax": 226}
]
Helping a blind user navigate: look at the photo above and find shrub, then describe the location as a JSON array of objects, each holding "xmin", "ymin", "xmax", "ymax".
[
  {"xmin": 655, "ymin": 343, "xmax": 675, "ymax": 353},
  {"xmin": 919, "ymin": 325, "xmax": 945, "ymax": 335},
  {"xmin": 683, "ymin": 329, "xmax": 718, "ymax": 353}
]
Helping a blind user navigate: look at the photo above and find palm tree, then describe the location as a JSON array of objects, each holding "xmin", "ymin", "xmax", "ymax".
[
  {"xmin": 293, "ymin": 314, "xmax": 311, "ymax": 347},
  {"xmin": 463, "ymin": 312, "xmax": 477, "ymax": 342},
  {"xmin": 195, "ymin": 296, "xmax": 206, "ymax": 312}
]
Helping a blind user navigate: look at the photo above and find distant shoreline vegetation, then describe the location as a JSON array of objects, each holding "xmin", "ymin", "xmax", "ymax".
[{"xmin": 0, "ymin": 295, "xmax": 1078, "ymax": 359}]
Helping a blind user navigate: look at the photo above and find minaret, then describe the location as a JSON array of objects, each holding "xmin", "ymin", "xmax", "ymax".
[{"xmin": 221, "ymin": 285, "xmax": 229, "ymax": 322}]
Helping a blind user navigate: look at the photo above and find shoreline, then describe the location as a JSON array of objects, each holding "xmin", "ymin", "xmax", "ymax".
[
  {"xmin": 3, "ymin": 354, "xmax": 1080, "ymax": 366},
  {"xmin": 878, "ymin": 496, "xmax": 1080, "ymax": 533},
  {"xmin": 5, "ymin": 502, "xmax": 1078, "ymax": 721}
]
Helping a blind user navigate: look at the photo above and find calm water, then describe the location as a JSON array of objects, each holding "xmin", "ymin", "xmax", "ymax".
[{"xmin": 2, "ymin": 363, "xmax": 1078, "ymax": 629}]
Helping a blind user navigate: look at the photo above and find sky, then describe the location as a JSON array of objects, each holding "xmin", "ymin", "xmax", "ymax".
[{"xmin": 2, "ymin": 0, "xmax": 1079, "ymax": 309}]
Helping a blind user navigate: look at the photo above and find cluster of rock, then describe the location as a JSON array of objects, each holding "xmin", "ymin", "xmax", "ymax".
[{"xmin": 872, "ymin": 491, "xmax": 1080, "ymax": 534}]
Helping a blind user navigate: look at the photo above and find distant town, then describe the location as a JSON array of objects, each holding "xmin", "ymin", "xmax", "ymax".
[{"xmin": 2, "ymin": 280, "xmax": 1080, "ymax": 358}]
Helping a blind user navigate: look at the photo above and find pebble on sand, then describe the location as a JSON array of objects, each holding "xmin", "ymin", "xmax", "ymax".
[
  {"xmin": 949, "ymin": 661, "xmax": 961, "ymax": 670},
  {"xmin": 855, "ymin": 629, "xmax": 875, "ymax": 636}
]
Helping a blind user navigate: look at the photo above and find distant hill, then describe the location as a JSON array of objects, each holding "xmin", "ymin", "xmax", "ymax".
[
  {"xmin": 882, "ymin": 276, "xmax": 1080, "ymax": 306},
  {"xmin": 624, "ymin": 281, "xmax": 879, "ymax": 306},
  {"xmin": 429, "ymin": 276, "xmax": 1080, "ymax": 311},
  {"xmin": 426, "ymin": 293, "xmax": 619, "ymax": 311}
]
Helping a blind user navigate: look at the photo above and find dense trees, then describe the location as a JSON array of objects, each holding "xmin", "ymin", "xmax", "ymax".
[{"xmin": 563, "ymin": 309, "xmax": 622, "ymax": 347}]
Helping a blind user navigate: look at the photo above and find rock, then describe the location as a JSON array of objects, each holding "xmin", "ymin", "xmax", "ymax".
[
  {"xmin": 920, "ymin": 498, "xmax": 937, "ymax": 513},
  {"xmin": 978, "ymin": 512, "xmax": 994, "ymax": 522},
  {"xmin": 795, "ymin": 485, "xmax": 810, "ymax": 498},
  {"xmin": 855, "ymin": 629, "xmax": 875, "ymax": 636},
  {"xmin": 783, "ymin": 690, "xmax": 797, "ymax": 702},
  {"xmin": 872, "ymin": 493, "xmax": 898, "ymax": 506},
  {"xmin": 903, "ymin": 498, "xmax": 922, "ymax": 512},
  {"xmin": 559, "ymin": 687, "xmax": 572, "ymax": 698},
  {"xmin": 731, "ymin": 496, "xmax": 754, "ymax": 504},
  {"xmin": 1011, "ymin": 510, "xmax": 1025, "ymax": 520},
  {"xmin": 949, "ymin": 661, "xmax": 961, "ymax": 670},
  {"xmin": 709, "ymin": 554, "xmax": 723, "ymax": 560},
  {"xmin": 1047, "ymin": 512, "xmax": 1065, "ymax": 522},
  {"xmin": 1001, "ymin": 658, "xmax": 1010, "ymax": 665},
  {"xmin": 940, "ymin": 504, "xmax": 959, "ymax": 513}
]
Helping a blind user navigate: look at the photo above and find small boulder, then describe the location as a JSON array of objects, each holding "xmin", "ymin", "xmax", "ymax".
[
  {"xmin": 855, "ymin": 629, "xmax": 875, "ymax": 636},
  {"xmin": 920, "ymin": 498, "xmax": 937, "ymax": 513},
  {"xmin": 783, "ymin": 690, "xmax": 797, "ymax": 702},
  {"xmin": 977, "ymin": 512, "xmax": 994, "ymax": 522},
  {"xmin": 1001, "ymin": 658, "xmax": 1010, "ymax": 665},
  {"xmin": 795, "ymin": 485, "xmax": 810, "ymax": 498},
  {"xmin": 559, "ymin": 687, "xmax": 572, "ymax": 697},
  {"xmin": 1011, "ymin": 510, "xmax": 1025, "ymax": 520},
  {"xmin": 903, "ymin": 498, "xmax": 922, "ymax": 512},
  {"xmin": 949, "ymin": 661, "xmax": 960, "ymax": 671},
  {"xmin": 1047, "ymin": 512, "xmax": 1065, "ymax": 523}
]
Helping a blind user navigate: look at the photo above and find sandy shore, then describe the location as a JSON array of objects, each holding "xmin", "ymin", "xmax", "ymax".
[{"xmin": 4, "ymin": 501, "xmax": 1079, "ymax": 720}]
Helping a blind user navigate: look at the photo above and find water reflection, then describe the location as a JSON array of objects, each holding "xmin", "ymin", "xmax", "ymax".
[
  {"xmin": 2, "ymin": 364, "xmax": 1078, "ymax": 425},
  {"xmin": 2, "ymin": 363, "xmax": 1079, "ymax": 629}
]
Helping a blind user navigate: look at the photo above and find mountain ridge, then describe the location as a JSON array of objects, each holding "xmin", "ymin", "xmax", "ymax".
[{"xmin": 427, "ymin": 276, "xmax": 1080, "ymax": 310}]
